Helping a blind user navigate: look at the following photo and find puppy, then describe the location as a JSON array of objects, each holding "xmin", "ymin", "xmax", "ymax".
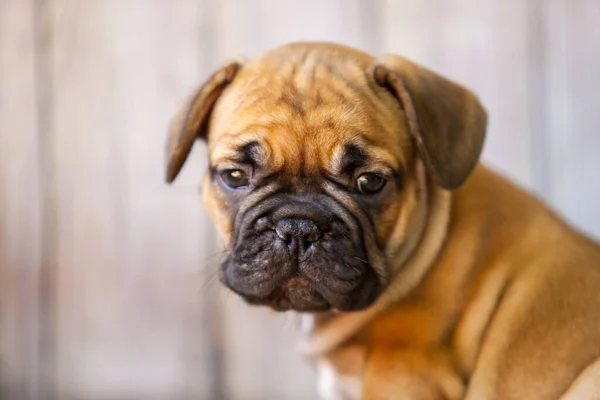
[{"xmin": 165, "ymin": 42, "xmax": 600, "ymax": 399}]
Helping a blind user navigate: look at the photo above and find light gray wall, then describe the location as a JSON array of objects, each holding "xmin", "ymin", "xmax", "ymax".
[{"xmin": 1, "ymin": 0, "xmax": 599, "ymax": 399}]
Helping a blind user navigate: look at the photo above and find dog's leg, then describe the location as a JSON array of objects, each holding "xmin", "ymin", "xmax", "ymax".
[
  {"xmin": 559, "ymin": 357, "xmax": 600, "ymax": 400},
  {"xmin": 361, "ymin": 347, "xmax": 464, "ymax": 400}
]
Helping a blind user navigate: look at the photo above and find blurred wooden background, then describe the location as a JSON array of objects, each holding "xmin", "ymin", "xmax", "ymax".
[{"xmin": 1, "ymin": 0, "xmax": 599, "ymax": 399}]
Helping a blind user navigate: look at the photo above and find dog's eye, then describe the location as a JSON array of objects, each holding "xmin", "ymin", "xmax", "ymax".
[
  {"xmin": 220, "ymin": 169, "xmax": 249, "ymax": 189},
  {"xmin": 356, "ymin": 173, "xmax": 386, "ymax": 194}
]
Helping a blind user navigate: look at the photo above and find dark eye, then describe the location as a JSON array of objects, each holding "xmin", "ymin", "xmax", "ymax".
[
  {"xmin": 356, "ymin": 173, "xmax": 386, "ymax": 194},
  {"xmin": 220, "ymin": 169, "xmax": 249, "ymax": 189}
]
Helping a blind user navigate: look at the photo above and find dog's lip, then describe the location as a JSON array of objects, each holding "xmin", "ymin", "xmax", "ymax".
[{"xmin": 240, "ymin": 277, "xmax": 330, "ymax": 311}]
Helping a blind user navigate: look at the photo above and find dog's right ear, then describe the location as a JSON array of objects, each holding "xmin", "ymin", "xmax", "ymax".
[{"xmin": 165, "ymin": 61, "xmax": 242, "ymax": 183}]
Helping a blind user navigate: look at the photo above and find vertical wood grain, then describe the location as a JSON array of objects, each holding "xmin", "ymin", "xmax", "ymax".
[
  {"xmin": 0, "ymin": 1, "xmax": 42, "ymax": 398},
  {"xmin": 47, "ymin": 0, "xmax": 218, "ymax": 398},
  {"xmin": 544, "ymin": 0, "xmax": 600, "ymax": 240},
  {"xmin": 214, "ymin": 0, "xmax": 365, "ymax": 59}
]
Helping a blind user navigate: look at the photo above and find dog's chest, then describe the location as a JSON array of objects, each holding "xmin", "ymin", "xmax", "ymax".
[{"xmin": 315, "ymin": 345, "xmax": 367, "ymax": 400}]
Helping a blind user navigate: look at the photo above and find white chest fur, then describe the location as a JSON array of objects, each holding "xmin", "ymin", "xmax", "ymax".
[{"xmin": 315, "ymin": 346, "xmax": 367, "ymax": 400}]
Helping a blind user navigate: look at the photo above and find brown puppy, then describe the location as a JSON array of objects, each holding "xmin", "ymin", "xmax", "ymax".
[{"xmin": 166, "ymin": 42, "xmax": 600, "ymax": 399}]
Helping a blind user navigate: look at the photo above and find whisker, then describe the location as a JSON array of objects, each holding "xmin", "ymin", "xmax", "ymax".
[
  {"xmin": 200, "ymin": 270, "xmax": 221, "ymax": 292},
  {"xmin": 205, "ymin": 249, "xmax": 229, "ymax": 261},
  {"xmin": 224, "ymin": 289, "xmax": 234, "ymax": 308}
]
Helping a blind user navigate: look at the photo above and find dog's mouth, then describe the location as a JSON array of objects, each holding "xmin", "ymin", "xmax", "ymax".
[
  {"xmin": 220, "ymin": 224, "xmax": 381, "ymax": 312},
  {"xmin": 219, "ymin": 193, "xmax": 384, "ymax": 312}
]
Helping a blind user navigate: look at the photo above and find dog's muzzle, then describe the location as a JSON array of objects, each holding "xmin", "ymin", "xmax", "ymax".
[{"xmin": 220, "ymin": 193, "xmax": 381, "ymax": 312}]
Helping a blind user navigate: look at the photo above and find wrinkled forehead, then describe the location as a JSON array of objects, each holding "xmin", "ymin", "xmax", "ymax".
[{"xmin": 207, "ymin": 56, "xmax": 411, "ymax": 173}]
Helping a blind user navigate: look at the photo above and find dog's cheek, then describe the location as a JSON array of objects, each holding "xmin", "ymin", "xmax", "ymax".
[
  {"xmin": 376, "ymin": 194, "xmax": 405, "ymax": 245},
  {"xmin": 202, "ymin": 176, "xmax": 234, "ymax": 244},
  {"xmin": 375, "ymin": 176, "xmax": 418, "ymax": 248}
]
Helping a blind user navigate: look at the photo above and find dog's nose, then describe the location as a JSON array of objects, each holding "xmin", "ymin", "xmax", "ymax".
[{"xmin": 275, "ymin": 218, "xmax": 321, "ymax": 243}]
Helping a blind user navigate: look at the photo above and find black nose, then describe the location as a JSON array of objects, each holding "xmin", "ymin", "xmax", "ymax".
[{"xmin": 275, "ymin": 218, "xmax": 321, "ymax": 244}]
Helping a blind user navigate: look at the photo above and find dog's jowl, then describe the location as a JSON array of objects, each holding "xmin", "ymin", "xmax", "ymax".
[{"xmin": 166, "ymin": 42, "xmax": 600, "ymax": 400}]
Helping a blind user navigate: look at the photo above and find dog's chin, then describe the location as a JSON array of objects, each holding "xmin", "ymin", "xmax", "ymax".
[
  {"xmin": 232, "ymin": 275, "xmax": 382, "ymax": 313},
  {"xmin": 244, "ymin": 277, "xmax": 331, "ymax": 312},
  {"xmin": 245, "ymin": 277, "xmax": 331, "ymax": 312}
]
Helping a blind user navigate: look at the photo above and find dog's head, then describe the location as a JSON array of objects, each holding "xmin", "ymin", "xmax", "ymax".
[{"xmin": 165, "ymin": 43, "xmax": 486, "ymax": 312}]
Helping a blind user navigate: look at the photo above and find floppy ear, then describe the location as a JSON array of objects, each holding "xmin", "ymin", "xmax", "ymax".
[
  {"xmin": 165, "ymin": 61, "xmax": 242, "ymax": 183},
  {"xmin": 370, "ymin": 55, "xmax": 487, "ymax": 190}
]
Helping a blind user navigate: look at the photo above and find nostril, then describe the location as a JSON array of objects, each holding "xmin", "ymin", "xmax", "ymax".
[{"xmin": 275, "ymin": 226, "xmax": 292, "ymax": 242}]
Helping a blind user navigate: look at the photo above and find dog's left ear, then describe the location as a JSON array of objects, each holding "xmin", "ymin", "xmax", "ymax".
[
  {"xmin": 165, "ymin": 61, "xmax": 242, "ymax": 183},
  {"xmin": 370, "ymin": 55, "xmax": 487, "ymax": 190}
]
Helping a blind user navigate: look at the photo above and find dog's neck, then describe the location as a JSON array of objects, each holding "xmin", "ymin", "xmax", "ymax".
[{"xmin": 296, "ymin": 169, "xmax": 452, "ymax": 357}]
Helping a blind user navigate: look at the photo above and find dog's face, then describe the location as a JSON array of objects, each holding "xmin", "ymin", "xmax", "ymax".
[{"xmin": 166, "ymin": 43, "xmax": 487, "ymax": 312}]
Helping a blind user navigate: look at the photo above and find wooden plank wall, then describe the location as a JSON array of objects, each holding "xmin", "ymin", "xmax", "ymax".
[
  {"xmin": 0, "ymin": 1, "xmax": 42, "ymax": 399},
  {"xmin": 0, "ymin": 0, "xmax": 598, "ymax": 399}
]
